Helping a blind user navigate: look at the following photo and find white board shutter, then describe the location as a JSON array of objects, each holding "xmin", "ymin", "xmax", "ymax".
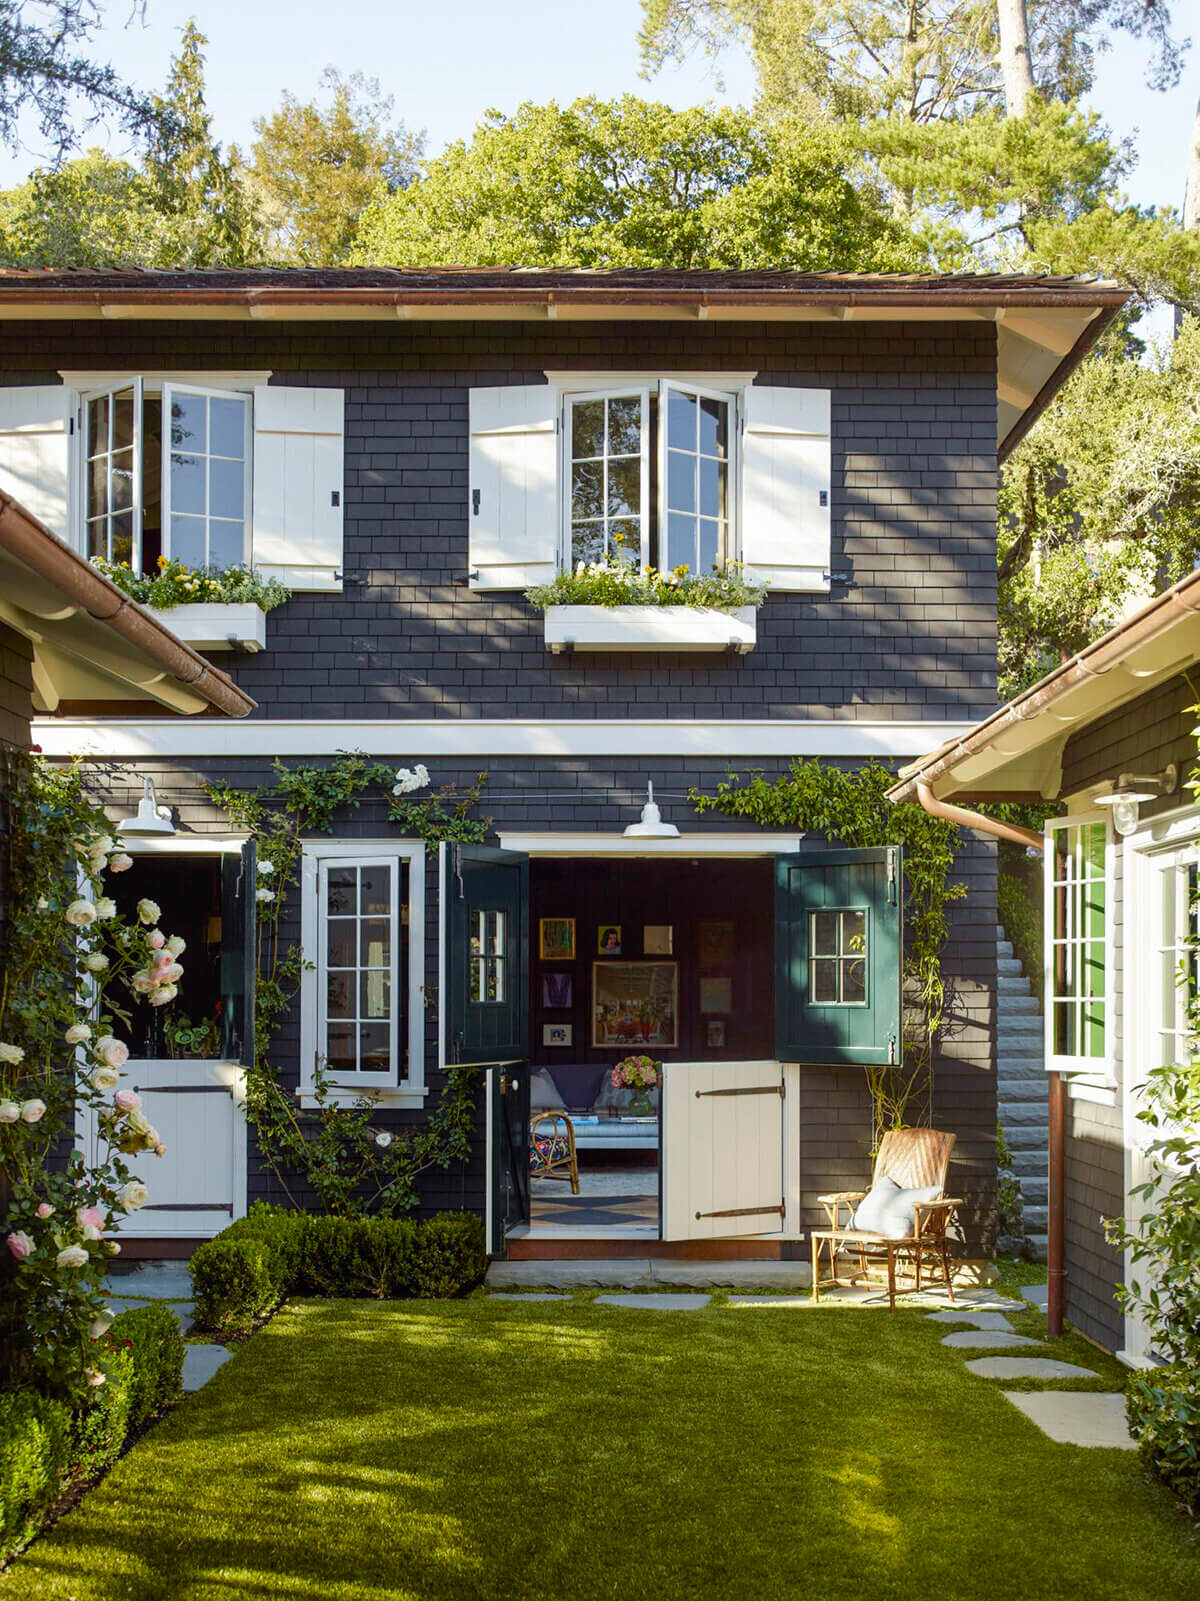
[
  {"xmin": 661, "ymin": 1061, "xmax": 787, "ymax": 1241},
  {"xmin": 740, "ymin": 385, "xmax": 831, "ymax": 592},
  {"xmin": 469, "ymin": 385, "xmax": 558, "ymax": 590},
  {"xmin": 251, "ymin": 386, "xmax": 344, "ymax": 591},
  {"xmin": 0, "ymin": 385, "xmax": 72, "ymax": 541}
]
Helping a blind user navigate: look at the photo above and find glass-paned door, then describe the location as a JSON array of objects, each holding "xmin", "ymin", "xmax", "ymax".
[{"xmin": 84, "ymin": 381, "xmax": 142, "ymax": 569}]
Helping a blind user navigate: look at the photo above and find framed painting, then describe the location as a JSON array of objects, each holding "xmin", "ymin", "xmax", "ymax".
[
  {"xmin": 597, "ymin": 924, "xmax": 622, "ymax": 956},
  {"xmin": 643, "ymin": 924, "xmax": 673, "ymax": 955},
  {"xmin": 592, "ymin": 961, "xmax": 678, "ymax": 1049},
  {"xmin": 539, "ymin": 918, "xmax": 576, "ymax": 961},
  {"xmin": 541, "ymin": 972, "xmax": 573, "ymax": 1009},
  {"xmin": 698, "ymin": 920, "xmax": 736, "ymax": 968},
  {"xmin": 543, "ymin": 1023, "xmax": 573, "ymax": 1047}
]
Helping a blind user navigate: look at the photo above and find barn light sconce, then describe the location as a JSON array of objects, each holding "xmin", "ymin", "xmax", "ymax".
[
  {"xmin": 1093, "ymin": 763, "xmax": 1177, "ymax": 837},
  {"xmin": 624, "ymin": 782, "xmax": 680, "ymax": 839},
  {"xmin": 118, "ymin": 777, "xmax": 176, "ymax": 837}
]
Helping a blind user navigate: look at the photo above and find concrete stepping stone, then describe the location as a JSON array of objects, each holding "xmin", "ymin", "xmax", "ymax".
[
  {"xmin": 1021, "ymin": 1284, "xmax": 1049, "ymax": 1309},
  {"xmin": 926, "ymin": 1311, "xmax": 1014, "ymax": 1330},
  {"xmin": 487, "ymin": 1293, "xmax": 570, "ymax": 1301},
  {"xmin": 964, "ymin": 1356, "xmax": 1098, "ymax": 1381},
  {"xmin": 727, "ymin": 1295, "xmax": 813, "ymax": 1307},
  {"xmin": 182, "ymin": 1345, "xmax": 231, "ymax": 1393},
  {"xmin": 595, "ymin": 1293, "xmax": 711, "ymax": 1311},
  {"xmin": 940, "ymin": 1330, "xmax": 1042, "ymax": 1350},
  {"xmin": 104, "ymin": 1265, "xmax": 194, "ymax": 1301},
  {"xmin": 955, "ymin": 1293, "xmax": 1027, "ymax": 1313},
  {"xmin": 1003, "ymin": 1391, "xmax": 1136, "ymax": 1449}
]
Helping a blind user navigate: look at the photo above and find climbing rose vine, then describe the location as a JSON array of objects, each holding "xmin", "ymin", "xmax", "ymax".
[{"xmin": 0, "ymin": 756, "xmax": 185, "ymax": 1399}]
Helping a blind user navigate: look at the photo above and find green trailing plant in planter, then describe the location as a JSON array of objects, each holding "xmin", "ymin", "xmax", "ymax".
[
  {"xmin": 93, "ymin": 556, "xmax": 291, "ymax": 613},
  {"xmin": 527, "ymin": 558, "xmax": 766, "ymax": 613},
  {"xmin": 690, "ymin": 759, "xmax": 964, "ymax": 1140}
]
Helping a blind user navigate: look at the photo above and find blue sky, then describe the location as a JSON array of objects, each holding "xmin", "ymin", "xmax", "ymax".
[{"xmin": 1, "ymin": 0, "xmax": 1194, "ymax": 217}]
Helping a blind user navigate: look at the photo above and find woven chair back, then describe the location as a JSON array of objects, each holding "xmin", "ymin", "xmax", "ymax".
[{"xmin": 873, "ymin": 1127, "xmax": 955, "ymax": 1193}]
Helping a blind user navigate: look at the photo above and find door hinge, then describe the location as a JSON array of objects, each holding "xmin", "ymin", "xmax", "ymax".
[
  {"xmin": 472, "ymin": 488, "xmax": 481, "ymax": 516},
  {"xmin": 886, "ymin": 846, "xmax": 898, "ymax": 904},
  {"xmin": 694, "ymin": 1083, "xmax": 784, "ymax": 1099},
  {"xmin": 695, "ymin": 1202, "xmax": 785, "ymax": 1221},
  {"xmin": 888, "ymin": 1033, "xmax": 897, "ymax": 1066},
  {"xmin": 819, "ymin": 489, "xmax": 828, "ymax": 507},
  {"xmin": 331, "ymin": 489, "xmax": 340, "ymax": 507},
  {"xmin": 453, "ymin": 843, "xmax": 464, "ymax": 898}
]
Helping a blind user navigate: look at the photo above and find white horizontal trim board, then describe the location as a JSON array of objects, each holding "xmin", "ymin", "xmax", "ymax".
[
  {"xmin": 497, "ymin": 832, "xmax": 802, "ymax": 857},
  {"xmin": 32, "ymin": 718, "xmax": 980, "ymax": 761}
]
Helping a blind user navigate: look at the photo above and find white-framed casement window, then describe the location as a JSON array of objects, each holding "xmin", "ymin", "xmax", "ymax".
[
  {"xmin": 468, "ymin": 372, "xmax": 831, "ymax": 593},
  {"xmin": 300, "ymin": 839, "xmax": 426, "ymax": 1105},
  {"xmin": 80, "ymin": 379, "xmax": 251, "ymax": 576},
  {"xmin": 1045, "ymin": 815, "xmax": 1113, "ymax": 1077}
]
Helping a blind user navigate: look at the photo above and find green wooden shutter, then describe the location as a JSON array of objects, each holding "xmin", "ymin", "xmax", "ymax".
[
  {"xmin": 445, "ymin": 843, "xmax": 529, "ymax": 1065},
  {"xmin": 775, "ymin": 847, "xmax": 902, "ymax": 1066},
  {"xmin": 220, "ymin": 839, "xmax": 256, "ymax": 1068}
]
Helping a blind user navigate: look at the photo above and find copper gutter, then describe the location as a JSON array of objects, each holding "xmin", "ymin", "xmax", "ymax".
[
  {"xmin": 0, "ymin": 492, "xmax": 256, "ymax": 719},
  {"xmin": 914, "ymin": 782, "xmax": 1043, "ymax": 849},
  {"xmin": 888, "ymin": 563, "xmax": 1200, "ymax": 806}
]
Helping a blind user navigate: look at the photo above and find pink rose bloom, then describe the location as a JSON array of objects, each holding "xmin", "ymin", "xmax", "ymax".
[
  {"xmin": 108, "ymin": 853, "xmax": 133, "ymax": 873},
  {"xmin": 6, "ymin": 1231, "xmax": 33, "ymax": 1260},
  {"xmin": 95, "ymin": 1036, "xmax": 129, "ymax": 1069},
  {"xmin": 162, "ymin": 962, "xmax": 184, "ymax": 983},
  {"xmin": 148, "ymin": 984, "xmax": 177, "ymax": 1007},
  {"xmin": 36, "ymin": 1202, "xmax": 54, "ymax": 1219},
  {"xmin": 146, "ymin": 929, "xmax": 165, "ymax": 950},
  {"xmin": 76, "ymin": 1206, "xmax": 104, "ymax": 1229},
  {"xmin": 85, "ymin": 1368, "xmax": 106, "ymax": 1388},
  {"xmin": 81, "ymin": 1223, "xmax": 102, "ymax": 1242},
  {"xmin": 154, "ymin": 1142, "xmax": 167, "ymax": 1157},
  {"xmin": 131, "ymin": 970, "xmax": 155, "ymax": 994},
  {"xmin": 152, "ymin": 952, "xmax": 172, "ymax": 974},
  {"xmin": 114, "ymin": 1089, "xmax": 141, "ymax": 1113}
]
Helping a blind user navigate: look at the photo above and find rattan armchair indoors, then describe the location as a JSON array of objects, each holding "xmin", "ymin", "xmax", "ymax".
[
  {"xmin": 529, "ymin": 1109, "xmax": 580, "ymax": 1194},
  {"xmin": 809, "ymin": 1127, "xmax": 961, "ymax": 1312}
]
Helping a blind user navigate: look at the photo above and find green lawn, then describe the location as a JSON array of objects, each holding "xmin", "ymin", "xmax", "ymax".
[{"xmin": 8, "ymin": 1295, "xmax": 1198, "ymax": 1601}]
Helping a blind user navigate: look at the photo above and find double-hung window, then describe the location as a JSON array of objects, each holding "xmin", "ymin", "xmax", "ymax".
[
  {"xmin": 565, "ymin": 380, "xmax": 734, "ymax": 574},
  {"xmin": 80, "ymin": 379, "xmax": 251, "ymax": 577},
  {"xmin": 300, "ymin": 839, "xmax": 426, "ymax": 1102},
  {"xmin": 1046, "ymin": 817, "xmax": 1111, "ymax": 1074}
]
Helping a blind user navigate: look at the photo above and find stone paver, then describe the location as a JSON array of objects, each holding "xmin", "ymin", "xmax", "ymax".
[
  {"xmin": 964, "ymin": 1356, "xmax": 1099, "ymax": 1381},
  {"xmin": 1021, "ymin": 1283, "xmax": 1049, "ymax": 1309},
  {"xmin": 104, "ymin": 1264, "xmax": 193, "ymax": 1301},
  {"xmin": 925, "ymin": 1311, "xmax": 1015, "ymax": 1330},
  {"xmin": 1002, "ymin": 1390, "xmax": 1136, "ymax": 1449},
  {"xmin": 485, "ymin": 1259, "xmax": 808, "ymax": 1290},
  {"xmin": 940, "ymin": 1331, "xmax": 1042, "ymax": 1350},
  {"xmin": 182, "ymin": 1344, "xmax": 231, "ymax": 1393},
  {"xmin": 487, "ymin": 1293, "xmax": 571, "ymax": 1301},
  {"xmin": 728, "ymin": 1295, "xmax": 814, "ymax": 1307},
  {"xmin": 594, "ymin": 1293, "xmax": 711, "ymax": 1311}
]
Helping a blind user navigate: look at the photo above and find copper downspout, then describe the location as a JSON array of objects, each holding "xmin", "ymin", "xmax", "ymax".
[
  {"xmin": 912, "ymin": 781, "xmax": 1066, "ymax": 1337},
  {"xmin": 0, "ymin": 492, "xmax": 255, "ymax": 718}
]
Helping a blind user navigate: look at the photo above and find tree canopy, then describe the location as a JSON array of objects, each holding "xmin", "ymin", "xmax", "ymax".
[{"xmin": 352, "ymin": 97, "xmax": 920, "ymax": 270}]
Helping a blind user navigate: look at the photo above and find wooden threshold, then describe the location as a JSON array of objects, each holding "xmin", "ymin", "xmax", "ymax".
[{"xmin": 506, "ymin": 1237, "xmax": 806, "ymax": 1261}]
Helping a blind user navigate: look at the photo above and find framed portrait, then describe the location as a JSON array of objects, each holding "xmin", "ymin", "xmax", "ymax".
[
  {"xmin": 539, "ymin": 918, "xmax": 575, "ymax": 961},
  {"xmin": 698, "ymin": 920, "xmax": 736, "ymax": 968},
  {"xmin": 706, "ymin": 1019, "xmax": 727, "ymax": 1049},
  {"xmin": 592, "ymin": 961, "xmax": 678, "ymax": 1048},
  {"xmin": 643, "ymin": 924, "xmax": 673, "ymax": 955},
  {"xmin": 543, "ymin": 1023, "xmax": 573, "ymax": 1047},
  {"xmin": 597, "ymin": 925, "xmax": 622, "ymax": 956},
  {"xmin": 700, "ymin": 976, "xmax": 733, "ymax": 1014},
  {"xmin": 541, "ymin": 972, "xmax": 573, "ymax": 1009}
]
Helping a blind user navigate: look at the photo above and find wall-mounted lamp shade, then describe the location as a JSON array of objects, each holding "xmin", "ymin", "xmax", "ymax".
[
  {"xmin": 1093, "ymin": 764, "xmax": 1177, "ymax": 839},
  {"xmin": 118, "ymin": 777, "xmax": 176, "ymax": 837},
  {"xmin": 624, "ymin": 781, "xmax": 680, "ymax": 839}
]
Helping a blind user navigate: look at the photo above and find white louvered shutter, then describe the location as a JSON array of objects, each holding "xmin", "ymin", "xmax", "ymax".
[
  {"xmin": 252, "ymin": 386, "xmax": 344, "ymax": 590},
  {"xmin": 740, "ymin": 386, "xmax": 831, "ymax": 592},
  {"xmin": 0, "ymin": 385, "xmax": 72, "ymax": 540},
  {"xmin": 468, "ymin": 385, "xmax": 558, "ymax": 590}
]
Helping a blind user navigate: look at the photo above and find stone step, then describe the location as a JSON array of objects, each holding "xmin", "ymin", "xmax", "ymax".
[
  {"xmin": 1011, "ymin": 1152, "xmax": 1046, "ymax": 1177},
  {"xmin": 998, "ymin": 1070, "xmax": 1047, "ymax": 1093},
  {"xmin": 1004, "ymin": 1125, "xmax": 1050, "ymax": 1152},
  {"xmin": 997, "ymin": 938, "xmax": 1014, "ymax": 959},
  {"xmin": 998, "ymin": 956, "xmax": 1024, "ymax": 977},
  {"xmin": 1023, "ymin": 1205, "xmax": 1049, "ymax": 1231},
  {"xmin": 999, "ymin": 1102, "xmax": 1049, "ymax": 1128},
  {"xmin": 997, "ymin": 993, "xmax": 1039, "ymax": 1015},
  {"xmin": 997, "ymin": 1022, "xmax": 1042, "ymax": 1041},
  {"xmin": 997, "ymin": 1052, "xmax": 1045, "ymax": 1071},
  {"xmin": 1015, "ymin": 1178, "xmax": 1049, "ymax": 1205}
]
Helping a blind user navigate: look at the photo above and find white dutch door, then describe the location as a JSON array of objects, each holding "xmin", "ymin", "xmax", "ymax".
[
  {"xmin": 85, "ymin": 1060, "xmax": 245, "ymax": 1239},
  {"xmin": 661, "ymin": 1061, "xmax": 786, "ymax": 1241}
]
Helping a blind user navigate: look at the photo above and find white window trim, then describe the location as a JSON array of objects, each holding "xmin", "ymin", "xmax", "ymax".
[
  {"xmin": 551, "ymin": 371, "xmax": 750, "ymax": 576},
  {"xmin": 1045, "ymin": 811, "xmax": 1116, "ymax": 1086},
  {"xmin": 299, "ymin": 838, "xmax": 426, "ymax": 1108}
]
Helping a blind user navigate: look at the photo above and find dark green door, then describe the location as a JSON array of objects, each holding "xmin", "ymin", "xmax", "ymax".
[
  {"xmin": 220, "ymin": 839, "xmax": 256, "ymax": 1068},
  {"xmin": 775, "ymin": 847, "xmax": 902, "ymax": 1066},
  {"xmin": 444, "ymin": 844, "xmax": 530, "ymax": 1251}
]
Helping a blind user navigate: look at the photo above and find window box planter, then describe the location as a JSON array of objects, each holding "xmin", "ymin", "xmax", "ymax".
[
  {"xmin": 543, "ymin": 605, "xmax": 757, "ymax": 655},
  {"xmin": 147, "ymin": 603, "xmax": 267, "ymax": 654}
]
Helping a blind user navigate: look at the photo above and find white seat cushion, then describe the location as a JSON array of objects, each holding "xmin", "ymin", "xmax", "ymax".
[{"xmin": 851, "ymin": 1176, "xmax": 942, "ymax": 1240}]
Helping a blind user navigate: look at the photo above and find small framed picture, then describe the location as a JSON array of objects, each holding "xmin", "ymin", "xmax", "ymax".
[
  {"xmin": 643, "ymin": 924, "xmax": 673, "ymax": 955},
  {"xmin": 700, "ymin": 976, "xmax": 733, "ymax": 1014},
  {"xmin": 597, "ymin": 925, "xmax": 622, "ymax": 956},
  {"xmin": 698, "ymin": 920, "xmax": 736, "ymax": 968},
  {"xmin": 539, "ymin": 918, "xmax": 576, "ymax": 961},
  {"xmin": 542, "ymin": 972, "xmax": 573, "ymax": 1009},
  {"xmin": 543, "ymin": 1023, "xmax": 573, "ymax": 1047},
  {"xmin": 706, "ymin": 1019, "xmax": 727, "ymax": 1049}
]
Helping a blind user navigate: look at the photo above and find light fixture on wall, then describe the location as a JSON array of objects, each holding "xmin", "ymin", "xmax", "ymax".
[
  {"xmin": 117, "ymin": 777, "xmax": 176, "ymax": 837},
  {"xmin": 623, "ymin": 782, "xmax": 680, "ymax": 839},
  {"xmin": 1093, "ymin": 763, "xmax": 1177, "ymax": 837}
]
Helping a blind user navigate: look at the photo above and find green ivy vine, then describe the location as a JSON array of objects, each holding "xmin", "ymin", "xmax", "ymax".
[
  {"xmin": 690, "ymin": 760, "xmax": 964, "ymax": 1140},
  {"xmin": 204, "ymin": 755, "xmax": 489, "ymax": 1215}
]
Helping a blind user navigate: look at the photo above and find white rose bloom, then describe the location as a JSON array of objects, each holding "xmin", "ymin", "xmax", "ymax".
[
  {"xmin": 131, "ymin": 969, "xmax": 156, "ymax": 994},
  {"xmin": 0, "ymin": 1101, "xmax": 19, "ymax": 1124},
  {"xmin": 65, "ymin": 899, "xmax": 98, "ymax": 927},
  {"xmin": 94, "ymin": 897, "xmax": 117, "ymax": 920},
  {"xmin": 20, "ymin": 1099, "xmax": 46, "ymax": 1123},
  {"xmin": 89, "ymin": 1067, "xmax": 120, "ymax": 1093},
  {"xmin": 147, "ymin": 983, "xmax": 177, "ymax": 1007},
  {"xmin": 136, "ymin": 898, "xmax": 161, "ymax": 926},
  {"xmin": 56, "ymin": 1244, "xmax": 89, "ymax": 1268},
  {"xmin": 118, "ymin": 1180, "xmax": 149, "ymax": 1213},
  {"xmin": 0, "ymin": 1042, "xmax": 24, "ymax": 1064},
  {"xmin": 255, "ymin": 887, "xmax": 275, "ymax": 902},
  {"xmin": 65, "ymin": 1023, "xmax": 92, "ymax": 1045},
  {"xmin": 84, "ymin": 953, "xmax": 109, "ymax": 973},
  {"xmin": 80, "ymin": 1223, "xmax": 102, "ymax": 1241},
  {"xmin": 36, "ymin": 896, "xmax": 50, "ymax": 911},
  {"xmin": 257, "ymin": 859, "xmax": 274, "ymax": 875},
  {"xmin": 164, "ymin": 935, "xmax": 186, "ymax": 957},
  {"xmin": 89, "ymin": 1311, "xmax": 114, "ymax": 1340},
  {"xmin": 108, "ymin": 853, "xmax": 134, "ymax": 873},
  {"xmin": 162, "ymin": 963, "xmax": 184, "ymax": 983},
  {"xmin": 96, "ymin": 1036, "xmax": 129, "ymax": 1068},
  {"xmin": 374, "ymin": 1130, "xmax": 392, "ymax": 1149}
]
